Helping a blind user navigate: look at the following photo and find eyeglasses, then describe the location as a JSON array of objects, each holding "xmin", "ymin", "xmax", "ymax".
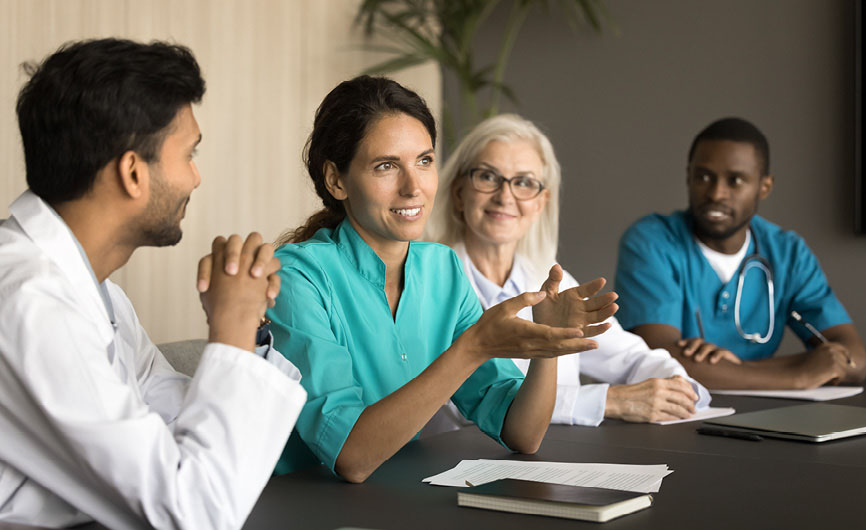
[{"xmin": 467, "ymin": 167, "xmax": 545, "ymax": 200}]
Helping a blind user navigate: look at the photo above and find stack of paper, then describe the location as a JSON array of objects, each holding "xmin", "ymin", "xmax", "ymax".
[
  {"xmin": 652, "ymin": 406, "xmax": 736, "ymax": 425},
  {"xmin": 423, "ymin": 460, "xmax": 672, "ymax": 493}
]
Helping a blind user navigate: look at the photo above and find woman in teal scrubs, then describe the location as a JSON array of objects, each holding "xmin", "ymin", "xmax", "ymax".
[{"xmin": 268, "ymin": 76, "xmax": 618, "ymax": 482}]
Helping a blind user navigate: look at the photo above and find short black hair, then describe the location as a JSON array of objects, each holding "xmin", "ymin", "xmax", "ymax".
[
  {"xmin": 16, "ymin": 38, "xmax": 206, "ymax": 205},
  {"xmin": 687, "ymin": 117, "xmax": 770, "ymax": 175}
]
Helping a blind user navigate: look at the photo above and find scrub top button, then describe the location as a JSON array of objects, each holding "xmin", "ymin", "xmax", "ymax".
[
  {"xmin": 722, "ymin": 291, "xmax": 730, "ymax": 299},
  {"xmin": 721, "ymin": 304, "xmax": 728, "ymax": 312},
  {"xmin": 401, "ymin": 352, "xmax": 407, "ymax": 361}
]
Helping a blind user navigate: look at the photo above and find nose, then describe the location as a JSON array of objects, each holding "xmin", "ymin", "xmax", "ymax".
[
  {"xmin": 491, "ymin": 179, "xmax": 516, "ymax": 205},
  {"xmin": 191, "ymin": 161, "xmax": 202, "ymax": 189},
  {"xmin": 400, "ymin": 167, "xmax": 421, "ymax": 197},
  {"xmin": 707, "ymin": 178, "xmax": 729, "ymax": 201}
]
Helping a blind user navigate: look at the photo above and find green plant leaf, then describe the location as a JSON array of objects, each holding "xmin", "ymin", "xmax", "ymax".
[{"xmin": 361, "ymin": 54, "xmax": 431, "ymax": 76}]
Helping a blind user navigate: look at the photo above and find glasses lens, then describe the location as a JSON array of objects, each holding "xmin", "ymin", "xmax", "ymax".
[
  {"xmin": 470, "ymin": 169, "xmax": 501, "ymax": 192},
  {"xmin": 510, "ymin": 176, "xmax": 543, "ymax": 200}
]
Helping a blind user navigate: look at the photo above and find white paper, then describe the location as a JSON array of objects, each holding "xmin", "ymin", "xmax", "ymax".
[
  {"xmin": 653, "ymin": 406, "xmax": 736, "ymax": 425},
  {"xmin": 422, "ymin": 460, "xmax": 672, "ymax": 493},
  {"xmin": 711, "ymin": 386, "xmax": 863, "ymax": 401}
]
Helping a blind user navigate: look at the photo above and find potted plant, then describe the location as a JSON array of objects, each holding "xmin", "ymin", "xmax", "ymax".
[{"xmin": 356, "ymin": 0, "xmax": 613, "ymax": 149}]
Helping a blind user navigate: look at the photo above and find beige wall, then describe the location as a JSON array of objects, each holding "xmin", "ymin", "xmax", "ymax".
[{"xmin": 0, "ymin": 0, "xmax": 441, "ymax": 343}]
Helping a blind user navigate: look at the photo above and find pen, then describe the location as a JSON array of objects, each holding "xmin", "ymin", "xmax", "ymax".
[
  {"xmin": 791, "ymin": 311, "xmax": 854, "ymax": 367},
  {"xmin": 695, "ymin": 308, "xmax": 705, "ymax": 340},
  {"xmin": 696, "ymin": 426, "xmax": 763, "ymax": 442}
]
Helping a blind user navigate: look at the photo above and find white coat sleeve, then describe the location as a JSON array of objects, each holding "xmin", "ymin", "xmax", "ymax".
[
  {"xmin": 542, "ymin": 269, "xmax": 710, "ymax": 426},
  {"xmin": 0, "ymin": 278, "xmax": 307, "ymax": 530},
  {"xmin": 579, "ymin": 318, "xmax": 711, "ymax": 410}
]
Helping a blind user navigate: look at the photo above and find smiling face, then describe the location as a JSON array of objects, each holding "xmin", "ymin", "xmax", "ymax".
[
  {"xmin": 687, "ymin": 139, "xmax": 773, "ymax": 252},
  {"xmin": 328, "ymin": 112, "xmax": 437, "ymax": 255},
  {"xmin": 138, "ymin": 104, "xmax": 202, "ymax": 247},
  {"xmin": 455, "ymin": 139, "xmax": 548, "ymax": 251}
]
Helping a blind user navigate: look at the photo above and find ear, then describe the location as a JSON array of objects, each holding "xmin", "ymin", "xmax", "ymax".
[
  {"xmin": 323, "ymin": 161, "xmax": 348, "ymax": 201},
  {"xmin": 117, "ymin": 150, "xmax": 148, "ymax": 200},
  {"xmin": 759, "ymin": 174, "xmax": 774, "ymax": 200},
  {"xmin": 537, "ymin": 188, "xmax": 550, "ymax": 214}
]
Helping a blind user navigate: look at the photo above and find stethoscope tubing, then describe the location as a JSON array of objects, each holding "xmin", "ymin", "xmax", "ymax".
[{"xmin": 733, "ymin": 228, "xmax": 775, "ymax": 344}]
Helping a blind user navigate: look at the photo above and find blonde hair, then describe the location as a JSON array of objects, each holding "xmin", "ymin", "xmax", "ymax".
[{"xmin": 425, "ymin": 114, "xmax": 561, "ymax": 279}]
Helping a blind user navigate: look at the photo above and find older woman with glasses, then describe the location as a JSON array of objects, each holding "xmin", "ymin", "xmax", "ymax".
[{"xmin": 424, "ymin": 114, "xmax": 710, "ymax": 431}]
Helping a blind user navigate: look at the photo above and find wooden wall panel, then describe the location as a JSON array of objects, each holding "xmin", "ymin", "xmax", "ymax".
[{"xmin": 0, "ymin": 0, "xmax": 441, "ymax": 343}]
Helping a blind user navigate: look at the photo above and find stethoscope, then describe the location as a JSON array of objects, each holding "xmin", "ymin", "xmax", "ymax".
[{"xmin": 733, "ymin": 229, "xmax": 775, "ymax": 344}]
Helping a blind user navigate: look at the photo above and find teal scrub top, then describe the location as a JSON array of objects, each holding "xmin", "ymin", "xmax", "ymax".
[
  {"xmin": 614, "ymin": 211, "xmax": 851, "ymax": 361},
  {"xmin": 268, "ymin": 219, "xmax": 524, "ymax": 475}
]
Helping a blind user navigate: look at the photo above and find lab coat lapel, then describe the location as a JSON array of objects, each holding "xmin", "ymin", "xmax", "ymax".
[{"xmin": 9, "ymin": 191, "xmax": 116, "ymax": 346}]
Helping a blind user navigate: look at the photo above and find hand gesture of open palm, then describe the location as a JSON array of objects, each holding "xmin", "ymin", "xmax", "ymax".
[{"xmin": 531, "ymin": 265, "xmax": 618, "ymax": 338}]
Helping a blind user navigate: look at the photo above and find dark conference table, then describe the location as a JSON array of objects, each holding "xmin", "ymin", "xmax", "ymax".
[{"xmin": 241, "ymin": 391, "xmax": 866, "ymax": 529}]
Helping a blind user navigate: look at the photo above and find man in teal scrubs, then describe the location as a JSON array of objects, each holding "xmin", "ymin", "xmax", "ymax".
[{"xmin": 615, "ymin": 117, "xmax": 865, "ymax": 390}]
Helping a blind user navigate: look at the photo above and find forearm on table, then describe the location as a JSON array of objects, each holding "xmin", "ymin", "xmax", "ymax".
[
  {"xmin": 670, "ymin": 351, "xmax": 803, "ymax": 390},
  {"xmin": 335, "ymin": 340, "xmax": 484, "ymax": 483},
  {"xmin": 500, "ymin": 358, "xmax": 557, "ymax": 453}
]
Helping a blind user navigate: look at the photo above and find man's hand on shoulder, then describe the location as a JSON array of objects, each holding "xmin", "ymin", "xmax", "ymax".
[{"xmin": 196, "ymin": 233, "xmax": 281, "ymax": 352}]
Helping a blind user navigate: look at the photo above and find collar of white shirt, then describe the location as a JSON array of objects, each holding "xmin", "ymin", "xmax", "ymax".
[{"xmin": 451, "ymin": 241, "xmax": 528, "ymax": 311}]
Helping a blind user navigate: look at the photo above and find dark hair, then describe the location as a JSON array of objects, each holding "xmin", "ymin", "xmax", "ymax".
[
  {"xmin": 687, "ymin": 117, "xmax": 770, "ymax": 176},
  {"xmin": 280, "ymin": 75, "xmax": 436, "ymax": 244},
  {"xmin": 16, "ymin": 38, "xmax": 205, "ymax": 205}
]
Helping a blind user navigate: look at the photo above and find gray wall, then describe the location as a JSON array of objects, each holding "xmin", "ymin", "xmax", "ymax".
[{"xmin": 445, "ymin": 0, "xmax": 866, "ymax": 348}]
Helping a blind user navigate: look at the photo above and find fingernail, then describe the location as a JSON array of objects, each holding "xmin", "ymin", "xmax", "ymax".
[
  {"xmin": 226, "ymin": 263, "xmax": 238, "ymax": 275},
  {"xmin": 252, "ymin": 266, "xmax": 263, "ymax": 277},
  {"xmin": 197, "ymin": 280, "xmax": 207, "ymax": 292}
]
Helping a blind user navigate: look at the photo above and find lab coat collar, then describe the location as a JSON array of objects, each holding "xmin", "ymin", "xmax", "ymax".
[{"xmin": 8, "ymin": 190, "xmax": 115, "ymax": 343}]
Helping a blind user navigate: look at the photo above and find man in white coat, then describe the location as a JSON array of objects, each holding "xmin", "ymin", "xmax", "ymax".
[{"xmin": 0, "ymin": 39, "xmax": 307, "ymax": 529}]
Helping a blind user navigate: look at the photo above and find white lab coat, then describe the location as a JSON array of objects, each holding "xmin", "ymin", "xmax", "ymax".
[
  {"xmin": 423, "ymin": 243, "xmax": 710, "ymax": 434},
  {"xmin": 0, "ymin": 191, "xmax": 307, "ymax": 529}
]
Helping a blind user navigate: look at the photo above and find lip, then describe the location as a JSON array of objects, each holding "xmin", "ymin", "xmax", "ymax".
[
  {"xmin": 390, "ymin": 206, "xmax": 423, "ymax": 221},
  {"xmin": 484, "ymin": 210, "xmax": 517, "ymax": 220}
]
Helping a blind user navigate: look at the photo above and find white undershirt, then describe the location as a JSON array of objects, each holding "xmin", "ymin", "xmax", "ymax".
[{"xmin": 696, "ymin": 230, "xmax": 751, "ymax": 284}]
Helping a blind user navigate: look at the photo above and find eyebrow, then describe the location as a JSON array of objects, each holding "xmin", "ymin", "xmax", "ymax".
[
  {"xmin": 693, "ymin": 165, "xmax": 750, "ymax": 177},
  {"xmin": 371, "ymin": 149, "xmax": 435, "ymax": 164},
  {"xmin": 478, "ymin": 161, "xmax": 536, "ymax": 177},
  {"xmin": 371, "ymin": 155, "xmax": 400, "ymax": 163}
]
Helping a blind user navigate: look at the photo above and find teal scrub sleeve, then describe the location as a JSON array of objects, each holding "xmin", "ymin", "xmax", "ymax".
[
  {"xmin": 785, "ymin": 236, "xmax": 851, "ymax": 343},
  {"xmin": 268, "ymin": 258, "xmax": 365, "ymax": 475},
  {"xmin": 447, "ymin": 252, "xmax": 524, "ymax": 448},
  {"xmin": 615, "ymin": 220, "xmax": 685, "ymax": 332}
]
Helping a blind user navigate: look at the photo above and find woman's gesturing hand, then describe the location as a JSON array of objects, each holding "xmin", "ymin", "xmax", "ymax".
[
  {"xmin": 532, "ymin": 265, "xmax": 619, "ymax": 338},
  {"xmin": 460, "ymin": 290, "xmax": 605, "ymax": 363}
]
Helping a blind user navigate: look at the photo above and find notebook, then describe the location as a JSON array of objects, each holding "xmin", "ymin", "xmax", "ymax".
[
  {"xmin": 457, "ymin": 479, "xmax": 653, "ymax": 523},
  {"xmin": 704, "ymin": 403, "xmax": 866, "ymax": 442}
]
